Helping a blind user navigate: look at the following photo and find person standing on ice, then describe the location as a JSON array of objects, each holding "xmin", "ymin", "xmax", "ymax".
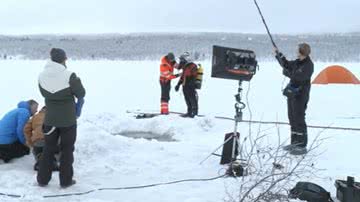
[
  {"xmin": 0, "ymin": 100, "xmax": 38, "ymax": 163},
  {"xmin": 159, "ymin": 52, "xmax": 181, "ymax": 114},
  {"xmin": 37, "ymin": 48, "xmax": 85, "ymax": 188},
  {"xmin": 175, "ymin": 52, "xmax": 199, "ymax": 118},
  {"xmin": 274, "ymin": 43, "xmax": 314, "ymax": 155}
]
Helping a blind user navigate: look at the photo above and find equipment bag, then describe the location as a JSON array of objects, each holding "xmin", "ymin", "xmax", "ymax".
[
  {"xmin": 220, "ymin": 132, "xmax": 239, "ymax": 165},
  {"xmin": 289, "ymin": 182, "xmax": 333, "ymax": 202},
  {"xmin": 335, "ymin": 176, "xmax": 360, "ymax": 202},
  {"xmin": 283, "ymin": 83, "xmax": 301, "ymax": 98}
]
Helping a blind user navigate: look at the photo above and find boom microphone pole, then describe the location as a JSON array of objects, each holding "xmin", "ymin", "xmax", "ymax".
[{"xmin": 253, "ymin": 0, "xmax": 278, "ymax": 49}]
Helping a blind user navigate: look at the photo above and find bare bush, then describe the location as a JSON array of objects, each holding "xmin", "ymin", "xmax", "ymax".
[{"xmin": 224, "ymin": 123, "xmax": 327, "ymax": 202}]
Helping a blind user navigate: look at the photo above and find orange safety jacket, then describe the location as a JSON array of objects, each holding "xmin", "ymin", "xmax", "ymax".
[{"xmin": 160, "ymin": 56, "xmax": 178, "ymax": 82}]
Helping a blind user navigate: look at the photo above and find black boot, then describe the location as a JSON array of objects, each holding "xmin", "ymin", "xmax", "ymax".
[
  {"xmin": 283, "ymin": 131, "xmax": 297, "ymax": 151},
  {"xmin": 61, "ymin": 180, "xmax": 76, "ymax": 189},
  {"xmin": 181, "ymin": 108, "xmax": 193, "ymax": 118},
  {"xmin": 289, "ymin": 132, "xmax": 308, "ymax": 155},
  {"xmin": 34, "ymin": 162, "xmax": 39, "ymax": 171},
  {"xmin": 293, "ymin": 132, "xmax": 307, "ymax": 148},
  {"xmin": 290, "ymin": 147, "xmax": 307, "ymax": 155},
  {"xmin": 189, "ymin": 110, "xmax": 196, "ymax": 118},
  {"xmin": 194, "ymin": 108, "xmax": 198, "ymax": 116},
  {"xmin": 283, "ymin": 144, "xmax": 296, "ymax": 151}
]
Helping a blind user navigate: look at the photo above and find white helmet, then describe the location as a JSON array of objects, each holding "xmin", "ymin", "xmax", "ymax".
[{"xmin": 179, "ymin": 52, "xmax": 192, "ymax": 63}]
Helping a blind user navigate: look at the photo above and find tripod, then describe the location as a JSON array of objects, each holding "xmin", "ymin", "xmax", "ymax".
[{"xmin": 200, "ymin": 80, "xmax": 246, "ymax": 165}]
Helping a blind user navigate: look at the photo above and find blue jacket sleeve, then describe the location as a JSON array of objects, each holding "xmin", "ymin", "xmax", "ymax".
[
  {"xmin": 76, "ymin": 98, "xmax": 85, "ymax": 118},
  {"xmin": 16, "ymin": 110, "xmax": 30, "ymax": 144}
]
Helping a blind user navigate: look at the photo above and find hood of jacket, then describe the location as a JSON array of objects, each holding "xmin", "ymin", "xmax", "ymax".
[
  {"xmin": 38, "ymin": 60, "xmax": 73, "ymax": 94},
  {"xmin": 17, "ymin": 101, "xmax": 30, "ymax": 113}
]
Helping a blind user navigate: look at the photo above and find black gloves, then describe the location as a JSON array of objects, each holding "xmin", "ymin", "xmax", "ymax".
[
  {"xmin": 175, "ymin": 84, "xmax": 180, "ymax": 92},
  {"xmin": 275, "ymin": 51, "xmax": 284, "ymax": 61}
]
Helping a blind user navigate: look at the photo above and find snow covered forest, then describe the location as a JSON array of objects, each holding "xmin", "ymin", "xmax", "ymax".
[{"xmin": 0, "ymin": 32, "xmax": 359, "ymax": 61}]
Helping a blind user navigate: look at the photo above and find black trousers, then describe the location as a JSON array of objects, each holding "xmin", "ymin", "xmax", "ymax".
[
  {"xmin": 33, "ymin": 140, "xmax": 60, "ymax": 163},
  {"xmin": 33, "ymin": 140, "xmax": 46, "ymax": 162},
  {"xmin": 160, "ymin": 80, "xmax": 171, "ymax": 102},
  {"xmin": 0, "ymin": 141, "xmax": 29, "ymax": 163},
  {"xmin": 287, "ymin": 93, "xmax": 309, "ymax": 147},
  {"xmin": 183, "ymin": 85, "xmax": 198, "ymax": 115},
  {"xmin": 37, "ymin": 125, "xmax": 77, "ymax": 186}
]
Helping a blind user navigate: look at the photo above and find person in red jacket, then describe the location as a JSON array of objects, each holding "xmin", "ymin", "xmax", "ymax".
[
  {"xmin": 175, "ymin": 52, "xmax": 198, "ymax": 118},
  {"xmin": 159, "ymin": 53, "xmax": 180, "ymax": 114}
]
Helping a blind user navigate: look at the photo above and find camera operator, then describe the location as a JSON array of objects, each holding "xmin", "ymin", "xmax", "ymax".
[{"xmin": 274, "ymin": 43, "xmax": 314, "ymax": 155}]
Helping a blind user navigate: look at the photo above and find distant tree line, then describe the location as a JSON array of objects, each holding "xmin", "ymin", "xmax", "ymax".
[{"xmin": 0, "ymin": 33, "xmax": 359, "ymax": 62}]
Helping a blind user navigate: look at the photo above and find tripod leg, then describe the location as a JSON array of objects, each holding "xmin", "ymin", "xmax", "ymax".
[
  {"xmin": 231, "ymin": 121, "xmax": 239, "ymax": 162},
  {"xmin": 199, "ymin": 134, "xmax": 235, "ymax": 165}
]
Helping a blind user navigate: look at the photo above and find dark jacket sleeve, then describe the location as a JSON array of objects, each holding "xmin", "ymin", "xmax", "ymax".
[
  {"xmin": 275, "ymin": 52, "xmax": 291, "ymax": 69},
  {"xmin": 282, "ymin": 61, "xmax": 298, "ymax": 78},
  {"xmin": 281, "ymin": 58, "xmax": 314, "ymax": 82},
  {"xmin": 69, "ymin": 73, "xmax": 86, "ymax": 99},
  {"xmin": 276, "ymin": 53, "xmax": 313, "ymax": 82}
]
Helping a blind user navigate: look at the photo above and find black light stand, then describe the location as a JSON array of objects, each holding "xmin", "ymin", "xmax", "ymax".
[
  {"xmin": 226, "ymin": 80, "xmax": 248, "ymax": 177},
  {"xmin": 200, "ymin": 80, "xmax": 248, "ymax": 177}
]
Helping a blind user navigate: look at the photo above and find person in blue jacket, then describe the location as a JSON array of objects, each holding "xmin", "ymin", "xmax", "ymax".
[{"xmin": 0, "ymin": 100, "xmax": 39, "ymax": 163}]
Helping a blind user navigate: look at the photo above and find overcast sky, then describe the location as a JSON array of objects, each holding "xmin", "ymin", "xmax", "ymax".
[{"xmin": 0, "ymin": 0, "xmax": 359, "ymax": 35}]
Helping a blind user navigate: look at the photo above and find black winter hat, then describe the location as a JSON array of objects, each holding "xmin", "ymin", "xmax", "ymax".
[
  {"xmin": 166, "ymin": 52, "xmax": 175, "ymax": 62},
  {"xmin": 50, "ymin": 48, "xmax": 67, "ymax": 63}
]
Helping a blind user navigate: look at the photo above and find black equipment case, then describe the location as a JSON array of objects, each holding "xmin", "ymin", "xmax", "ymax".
[{"xmin": 335, "ymin": 176, "xmax": 360, "ymax": 202}]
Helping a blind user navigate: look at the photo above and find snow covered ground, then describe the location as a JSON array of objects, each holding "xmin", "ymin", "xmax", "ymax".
[{"xmin": 0, "ymin": 59, "xmax": 359, "ymax": 202}]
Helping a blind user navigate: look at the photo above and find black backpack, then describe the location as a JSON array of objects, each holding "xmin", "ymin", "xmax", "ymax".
[{"xmin": 289, "ymin": 182, "xmax": 334, "ymax": 202}]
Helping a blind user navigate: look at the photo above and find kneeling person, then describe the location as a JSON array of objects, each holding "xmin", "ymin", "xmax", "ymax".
[
  {"xmin": 0, "ymin": 100, "xmax": 38, "ymax": 163},
  {"xmin": 24, "ymin": 106, "xmax": 59, "ymax": 171}
]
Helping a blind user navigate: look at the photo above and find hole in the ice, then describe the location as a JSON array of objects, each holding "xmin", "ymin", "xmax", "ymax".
[{"xmin": 113, "ymin": 131, "xmax": 177, "ymax": 142}]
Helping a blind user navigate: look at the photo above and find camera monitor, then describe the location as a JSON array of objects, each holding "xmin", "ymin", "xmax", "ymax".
[{"xmin": 211, "ymin": 45, "xmax": 258, "ymax": 81}]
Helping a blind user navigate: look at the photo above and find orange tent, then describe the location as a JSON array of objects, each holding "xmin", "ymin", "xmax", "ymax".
[{"xmin": 312, "ymin": 65, "xmax": 360, "ymax": 84}]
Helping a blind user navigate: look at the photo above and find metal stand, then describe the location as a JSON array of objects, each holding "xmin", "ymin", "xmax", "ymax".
[
  {"xmin": 199, "ymin": 80, "xmax": 246, "ymax": 166},
  {"xmin": 232, "ymin": 80, "xmax": 246, "ymax": 162}
]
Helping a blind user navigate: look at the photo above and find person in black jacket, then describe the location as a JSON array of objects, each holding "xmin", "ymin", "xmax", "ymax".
[
  {"xmin": 274, "ymin": 43, "xmax": 314, "ymax": 155},
  {"xmin": 37, "ymin": 48, "xmax": 85, "ymax": 188}
]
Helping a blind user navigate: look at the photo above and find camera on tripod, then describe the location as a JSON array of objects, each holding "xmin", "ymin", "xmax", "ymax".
[{"xmin": 211, "ymin": 45, "xmax": 258, "ymax": 81}]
